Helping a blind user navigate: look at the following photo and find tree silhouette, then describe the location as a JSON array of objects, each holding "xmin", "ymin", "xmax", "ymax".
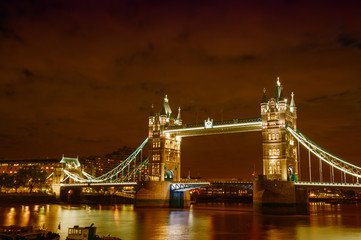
[{"xmin": 18, "ymin": 166, "xmax": 47, "ymax": 193}]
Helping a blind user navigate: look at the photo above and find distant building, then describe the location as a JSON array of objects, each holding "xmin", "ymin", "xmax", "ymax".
[
  {"xmin": 80, "ymin": 146, "xmax": 148, "ymax": 179},
  {"xmin": 0, "ymin": 158, "xmax": 59, "ymax": 184}
]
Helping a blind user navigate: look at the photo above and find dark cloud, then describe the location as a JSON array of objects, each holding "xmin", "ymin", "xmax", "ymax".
[
  {"xmin": 22, "ymin": 68, "xmax": 34, "ymax": 78},
  {"xmin": 337, "ymin": 33, "xmax": 361, "ymax": 50},
  {"xmin": 306, "ymin": 89, "xmax": 358, "ymax": 103},
  {"xmin": 0, "ymin": 11, "xmax": 22, "ymax": 41}
]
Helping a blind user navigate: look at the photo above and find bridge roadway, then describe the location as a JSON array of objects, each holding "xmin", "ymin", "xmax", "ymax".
[
  {"xmin": 295, "ymin": 181, "xmax": 361, "ymax": 190},
  {"xmin": 60, "ymin": 181, "xmax": 211, "ymax": 192},
  {"xmin": 163, "ymin": 118, "xmax": 262, "ymax": 137},
  {"xmin": 60, "ymin": 181, "xmax": 361, "ymax": 191}
]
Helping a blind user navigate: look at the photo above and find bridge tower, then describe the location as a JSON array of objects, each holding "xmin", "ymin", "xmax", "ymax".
[
  {"xmin": 148, "ymin": 95, "xmax": 182, "ymax": 181},
  {"xmin": 52, "ymin": 156, "xmax": 82, "ymax": 200},
  {"xmin": 261, "ymin": 79, "xmax": 298, "ymax": 181}
]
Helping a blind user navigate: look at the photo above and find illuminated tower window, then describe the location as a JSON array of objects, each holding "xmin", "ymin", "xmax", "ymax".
[
  {"xmin": 153, "ymin": 163, "xmax": 160, "ymax": 174},
  {"xmin": 152, "ymin": 140, "xmax": 160, "ymax": 148}
]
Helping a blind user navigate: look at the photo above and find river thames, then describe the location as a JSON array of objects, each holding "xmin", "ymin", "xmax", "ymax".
[{"xmin": 0, "ymin": 203, "xmax": 361, "ymax": 240}]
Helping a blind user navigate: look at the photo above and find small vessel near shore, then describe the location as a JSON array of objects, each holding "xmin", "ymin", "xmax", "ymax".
[
  {"xmin": 0, "ymin": 225, "xmax": 59, "ymax": 240},
  {"xmin": 66, "ymin": 224, "xmax": 121, "ymax": 240}
]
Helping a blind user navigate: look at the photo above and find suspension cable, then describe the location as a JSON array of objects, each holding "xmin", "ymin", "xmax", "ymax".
[{"xmin": 308, "ymin": 149, "xmax": 312, "ymax": 182}]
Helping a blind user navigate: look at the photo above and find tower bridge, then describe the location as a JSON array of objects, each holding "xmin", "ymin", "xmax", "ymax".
[{"xmin": 54, "ymin": 78, "xmax": 361, "ymax": 213}]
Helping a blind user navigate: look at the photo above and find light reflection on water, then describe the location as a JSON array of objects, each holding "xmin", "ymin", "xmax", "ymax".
[{"xmin": 0, "ymin": 203, "xmax": 360, "ymax": 240}]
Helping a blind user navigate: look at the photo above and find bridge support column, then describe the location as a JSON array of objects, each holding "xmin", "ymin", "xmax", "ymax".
[
  {"xmin": 135, "ymin": 181, "xmax": 190, "ymax": 208},
  {"xmin": 52, "ymin": 184, "xmax": 61, "ymax": 201},
  {"xmin": 253, "ymin": 178, "xmax": 308, "ymax": 214},
  {"xmin": 170, "ymin": 190, "xmax": 191, "ymax": 208}
]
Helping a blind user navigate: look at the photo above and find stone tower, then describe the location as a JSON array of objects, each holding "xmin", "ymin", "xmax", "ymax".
[
  {"xmin": 261, "ymin": 79, "xmax": 298, "ymax": 181},
  {"xmin": 148, "ymin": 95, "xmax": 182, "ymax": 181}
]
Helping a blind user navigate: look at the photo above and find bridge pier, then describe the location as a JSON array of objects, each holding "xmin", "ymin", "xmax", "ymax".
[
  {"xmin": 52, "ymin": 184, "xmax": 61, "ymax": 201},
  {"xmin": 253, "ymin": 179, "xmax": 309, "ymax": 214},
  {"xmin": 135, "ymin": 181, "xmax": 190, "ymax": 208}
]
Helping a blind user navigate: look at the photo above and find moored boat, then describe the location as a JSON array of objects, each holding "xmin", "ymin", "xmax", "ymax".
[{"xmin": 66, "ymin": 224, "xmax": 121, "ymax": 240}]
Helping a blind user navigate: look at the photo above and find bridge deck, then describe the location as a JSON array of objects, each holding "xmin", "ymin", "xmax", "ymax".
[
  {"xmin": 295, "ymin": 181, "xmax": 361, "ymax": 189},
  {"xmin": 60, "ymin": 182, "xmax": 137, "ymax": 188}
]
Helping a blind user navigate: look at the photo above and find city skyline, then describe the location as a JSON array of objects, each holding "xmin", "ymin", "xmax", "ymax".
[{"xmin": 1, "ymin": 0, "xmax": 361, "ymax": 178}]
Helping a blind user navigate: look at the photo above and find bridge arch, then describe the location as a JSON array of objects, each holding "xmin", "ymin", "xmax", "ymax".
[{"xmin": 164, "ymin": 170, "xmax": 174, "ymax": 181}]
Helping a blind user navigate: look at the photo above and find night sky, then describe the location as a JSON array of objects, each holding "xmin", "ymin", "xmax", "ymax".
[{"xmin": 1, "ymin": 0, "xmax": 361, "ymax": 179}]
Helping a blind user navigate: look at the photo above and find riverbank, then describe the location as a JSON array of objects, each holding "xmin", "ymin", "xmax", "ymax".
[{"xmin": 0, "ymin": 193, "xmax": 56, "ymax": 204}]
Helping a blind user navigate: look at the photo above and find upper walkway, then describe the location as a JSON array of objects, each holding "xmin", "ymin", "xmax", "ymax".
[{"xmin": 164, "ymin": 117, "xmax": 262, "ymax": 137}]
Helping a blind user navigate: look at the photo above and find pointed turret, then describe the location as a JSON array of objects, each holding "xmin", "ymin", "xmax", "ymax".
[
  {"xmin": 150, "ymin": 104, "xmax": 154, "ymax": 117},
  {"xmin": 262, "ymin": 88, "xmax": 267, "ymax": 103},
  {"xmin": 176, "ymin": 107, "xmax": 182, "ymax": 125},
  {"xmin": 149, "ymin": 104, "xmax": 155, "ymax": 126},
  {"xmin": 290, "ymin": 92, "xmax": 296, "ymax": 113},
  {"xmin": 261, "ymin": 88, "xmax": 268, "ymax": 114},
  {"xmin": 177, "ymin": 107, "xmax": 181, "ymax": 120}
]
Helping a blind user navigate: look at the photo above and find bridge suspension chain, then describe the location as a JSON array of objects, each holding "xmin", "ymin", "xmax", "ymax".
[
  {"xmin": 62, "ymin": 138, "xmax": 149, "ymax": 183},
  {"xmin": 287, "ymin": 127, "xmax": 361, "ymax": 180}
]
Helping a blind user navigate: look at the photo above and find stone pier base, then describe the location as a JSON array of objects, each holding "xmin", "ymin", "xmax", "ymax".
[
  {"xmin": 135, "ymin": 181, "xmax": 190, "ymax": 208},
  {"xmin": 253, "ymin": 180, "xmax": 309, "ymax": 215}
]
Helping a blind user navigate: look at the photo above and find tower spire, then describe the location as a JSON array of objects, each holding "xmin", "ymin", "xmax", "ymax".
[
  {"xmin": 177, "ymin": 107, "xmax": 181, "ymax": 120},
  {"xmin": 273, "ymin": 77, "xmax": 283, "ymax": 101}
]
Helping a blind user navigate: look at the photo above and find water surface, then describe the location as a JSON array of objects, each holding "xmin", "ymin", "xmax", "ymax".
[{"xmin": 0, "ymin": 203, "xmax": 360, "ymax": 240}]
